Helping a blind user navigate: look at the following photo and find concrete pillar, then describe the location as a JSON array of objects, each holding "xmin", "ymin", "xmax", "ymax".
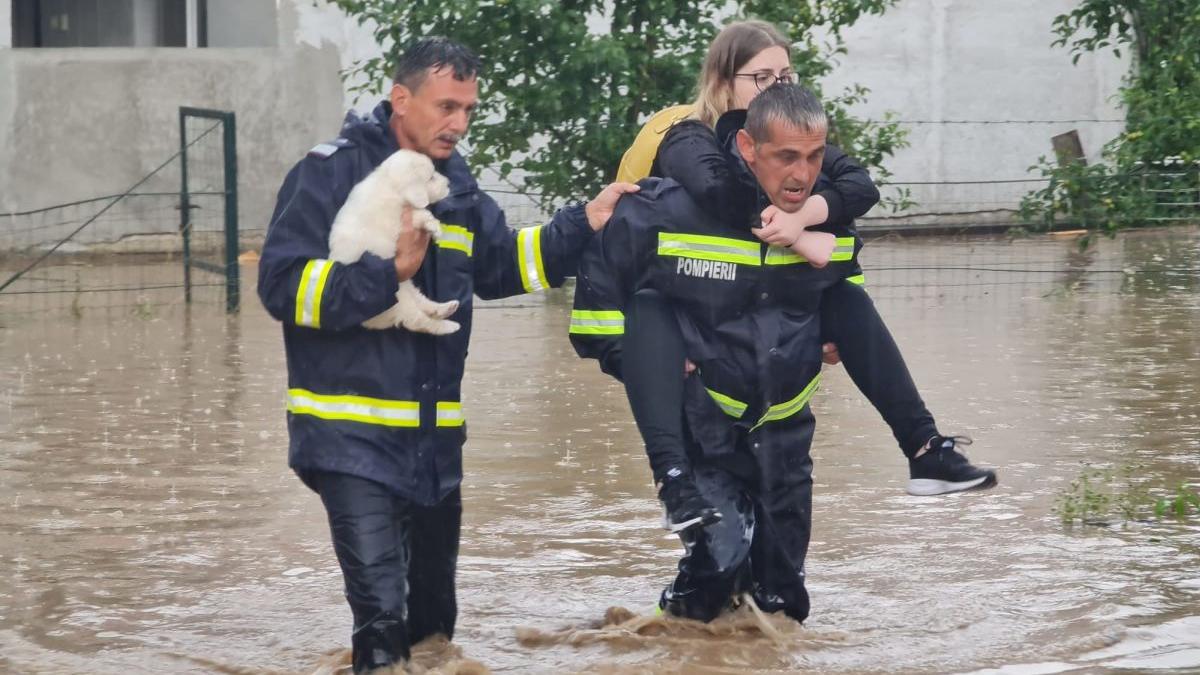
[{"xmin": 1, "ymin": 1, "xmax": 12, "ymax": 48}]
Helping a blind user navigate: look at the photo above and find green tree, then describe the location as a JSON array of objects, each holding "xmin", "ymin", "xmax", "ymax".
[
  {"xmin": 1022, "ymin": 0, "xmax": 1200, "ymax": 232},
  {"xmin": 328, "ymin": 0, "xmax": 907, "ymax": 209}
]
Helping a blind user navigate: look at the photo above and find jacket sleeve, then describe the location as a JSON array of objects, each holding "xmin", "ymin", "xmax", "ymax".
[
  {"xmin": 471, "ymin": 194, "xmax": 595, "ymax": 300},
  {"xmin": 256, "ymin": 155, "xmax": 400, "ymax": 330},
  {"xmin": 568, "ymin": 201, "xmax": 641, "ymax": 381},
  {"xmin": 657, "ymin": 124, "xmax": 882, "ymax": 229},
  {"xmin": 655, "ymin": 120, "xmax": 759, "ymax": 226},
  {"xmin": 816, "ymin": 144, "xmax": 880, "ymax": 226}
]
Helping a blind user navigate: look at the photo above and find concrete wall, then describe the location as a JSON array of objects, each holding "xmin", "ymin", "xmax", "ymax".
[
  {"xmin": 0, "ymin": 2, "xmax": 9, "ymax": 48},
  {"xmin": 0, "ymin": 0, "xmax": 345, "ymax": 246},
  {"xmin": 291, "ymin": 0, "xmax": 384, "ymax": 112},
  {"xmin": 0, "ymin": 0, "xmax": 1132, "ymax": 240},
  {"xmin": 815, "ymin": 0, "xmax": 1129, "ymax": 221},
  {"xmin": 285, "ymin": 0, "xmax": 1130, "ymax": 223}
]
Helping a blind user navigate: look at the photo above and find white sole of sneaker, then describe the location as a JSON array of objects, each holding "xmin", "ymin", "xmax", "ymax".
[
  {"xmin": 664, "ymin": 510, "xmax": 723, "ymax": 535},
  {"xmin": 906, "ymin": 475, "xmax": 994, "ymax": 496}
]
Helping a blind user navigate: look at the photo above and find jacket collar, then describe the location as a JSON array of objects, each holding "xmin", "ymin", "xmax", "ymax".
[
  {"xmin": 339, "ymin": 101, "xmax": 480, "ymax": 197},
  {"xmin": 715, "ymin": 109, "xmax": 771, "ymax": 229}
]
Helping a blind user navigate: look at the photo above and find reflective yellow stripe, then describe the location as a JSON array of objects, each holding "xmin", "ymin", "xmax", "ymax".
[
  {"xmin": 517, "ymin": 225, "xmax": 549, "ymax": 292},
  {"xmin": 286, "ymin": 388, "xmax": 419, "ymax": 427},
  {"xmin": 764, "ymin": 245, "xmax": 807, "ymax": 266},
  {"xmin": 846, "ymin": 274, "xmax": 865, "ymax": 286},
  {"xmin": 704, "ymin": 373, "xmax": 822, "ymax": 428},
  {"xmin": 753, "ymin": 374, "xmax": 821, "ymax": 429},
  {"xmin": 436, "ymin": 401, "xmax": 464, "ymax": 427},
  {"xmin": 657, "ymin": 232, "xmax": 761, "ymax": 266},
  {"xmin": 438, "ymin": 224, "xmax": 474, "ymax": 256},
  {"xmin": 831, "ymin": 237, "xmax": 855, "ymax": 262},
  {"xmin": 706, "ymin": 387, "xmax": 749, "ymax": 418},
  {"xmin": 295, "ymin": 259, "xmax": 334, "ymax": 328},
  {"xmin": 569, "ymin": 309, "xmax": 625, "ymax": 335}
]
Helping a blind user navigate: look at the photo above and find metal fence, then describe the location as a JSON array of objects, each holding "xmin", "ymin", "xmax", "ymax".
[
  {"xmin": 0, "ymin": 108, "xmax": 237, "ymax": 318},
  {"xmin": 2, "ymin": 114, "xmax": 1195, "ymax": 319}
]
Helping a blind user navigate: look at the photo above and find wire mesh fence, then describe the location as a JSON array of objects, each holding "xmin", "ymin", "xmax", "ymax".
[
  {"xmin": 0, "ymin": 113, "xmax": 232, "ymax": 318},
  {"xmin": 857, "ymin": 224, "xmax": 1200, "ymax": 304},
  {"xmin": 2, "ymin": 114, "xmax": 1196, "ymax": 319}
]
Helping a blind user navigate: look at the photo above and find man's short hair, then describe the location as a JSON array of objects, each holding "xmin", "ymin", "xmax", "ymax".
[
  {"xmin": 745, "ymin": 83, "xmax": 827, "ymax": 142},
  {"xmin": 393, "ymin": 37, "xmax": 481, "ymax": 91}
]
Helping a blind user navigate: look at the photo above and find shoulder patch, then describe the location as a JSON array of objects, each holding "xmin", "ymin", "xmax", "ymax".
[{"xmin": 307, "ymin": 137, "xmax": 355, "ymax": 159}]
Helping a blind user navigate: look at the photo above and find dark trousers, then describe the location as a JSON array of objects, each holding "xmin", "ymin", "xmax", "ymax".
[
  {"xmin": 662, "ymin": 441, "xmax": 813, "ymax": 624},
  {"xmin": 311, "ymin": 471, "xmax": 460, "ymax": 674},
  {"xmin": 622, "ymin": 281, "xmax": 934, "ymax": 622},
  {"xmin": 623, "ymin": 281, "xmax": 939, "ymax": 465},
  {"xmin": 820, "ymin": 280, "xmax": 937, "ymax": 456}
]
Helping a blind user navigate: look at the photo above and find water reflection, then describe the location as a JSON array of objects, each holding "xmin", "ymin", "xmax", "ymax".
[{"xmin": 0, "ymin": 227, "xmax": 1197, "ymax": 673}]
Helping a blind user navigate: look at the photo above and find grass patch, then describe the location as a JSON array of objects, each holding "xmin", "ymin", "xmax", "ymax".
[{"xmin": 1057, "ymin": 464, "xmax": 1200, "ymax": 526}]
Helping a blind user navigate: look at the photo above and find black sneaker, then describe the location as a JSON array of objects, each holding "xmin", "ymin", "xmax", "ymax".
[
  {"xmin": 658, "ymin": 468, "xmax": 722, "ymax": 533},
  {"xmin": 906, "ymin": 436, "xmax": 997, "ymax": 496}
]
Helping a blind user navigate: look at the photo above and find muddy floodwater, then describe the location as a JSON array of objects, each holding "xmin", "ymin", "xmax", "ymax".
[{"xmin": 1, "ymin": 227, "xmax": 1198, "ymax": 674}]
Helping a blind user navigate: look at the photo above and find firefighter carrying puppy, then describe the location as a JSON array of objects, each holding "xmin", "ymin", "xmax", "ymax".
[{"xmin": 571, "ymin": 83, "xmax": 855, "ymax": 624}]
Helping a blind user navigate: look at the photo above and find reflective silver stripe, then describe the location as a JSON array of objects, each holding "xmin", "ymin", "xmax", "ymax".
[
  {"xmin": 705, "ymin": 376, "xmax": 821, "ymax": 428},
  {"xmin": 765, "ymin": 245, "xmax": 807, "ymax": 265},
  {"xmin": 436, "ymin": 401, "xmax": 464, "ymax": 427},
  {"xmin": 295, "ymin": 259, "xmax": 333, "ymax": 328},
  {"xmin": 754, "ymin": 374, "xmax": 821, "ymax": 429},
  {"xmin": 438, "ymin": 224, "xmax": 474, "ymax": 256},
  {"xmin": 569, "ymin": 310, "xmax": 625, "ymax": 335},
  {"xmin": 706, "ymin": 387, "xmax": 749, "ymax": 418},
  {"xmin": 286, "ymin": 388, "xmax": 419, "ymax": 427},
  {"xmin": 657, "ymin": 232, "xmax": 761, "ymax": 266},
  {"xmin": 831, "ymin": 237, "xmax": 855, "ymax": 261},
  {"xmin": 517, "ymin": 225, "xmax": 548, "ymax": 292},
  {"xmin": 308, "ymin": 142, "xmax": 339, "ymax": 157}
]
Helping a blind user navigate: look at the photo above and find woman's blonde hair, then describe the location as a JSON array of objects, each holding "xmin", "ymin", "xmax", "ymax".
[{"xmin": 690, "ymin": 20, "xmax": 792, "ymax": 128}]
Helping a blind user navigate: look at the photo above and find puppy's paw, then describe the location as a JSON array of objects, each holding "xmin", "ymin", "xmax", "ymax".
[
  {"xmin": 362, "ymin": 304, "xmax": 401, "ymax": 330},
  {"xmin": 430, "ymin": 319, "xmax": 460, "ymax": 335},
  {"xmin": 400, "ymin": 314, "xmax": 460, "ymax": 336},
  {"xmin": 412, "ymin": 209, "xmax": 442, "ymax": 240},
  {"xmin": 424, "ymin": 299, "xmax": 459, "ymax": 320}
]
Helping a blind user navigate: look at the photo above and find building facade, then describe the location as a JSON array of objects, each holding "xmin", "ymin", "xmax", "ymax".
[{"xmin": 0, "ymin": 0, "xmax": 1129, "ymax": 241}]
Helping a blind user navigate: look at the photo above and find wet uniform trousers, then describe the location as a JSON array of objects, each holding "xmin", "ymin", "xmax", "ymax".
[
  {"xmin": 625, "ymin": 279, "xmax": 938, "ymax": 469},
  {"xmin": 308, "ymin": 471, "xmax": 460, "ymax": 672},
  {"xmin": 623, "ymin": 289, "xmax": 816, "ymax": 623},
  {"xmin": 622, "ymin": 279, "xmax": 941, "ymax": 621}
]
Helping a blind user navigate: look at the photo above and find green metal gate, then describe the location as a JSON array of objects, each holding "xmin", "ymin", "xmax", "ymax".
[
  {"xmin": 180, "ymin": 107, "xmax": 239, "ymax": 313},
  {"xmin": 0, "ymin": 106, "xmax": 239, "ymax": 317}
]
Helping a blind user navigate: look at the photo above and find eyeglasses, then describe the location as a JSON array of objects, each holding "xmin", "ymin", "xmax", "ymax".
[{"xmin": 733, "ymin": 70, "xmax": 797, "ymax": 92}]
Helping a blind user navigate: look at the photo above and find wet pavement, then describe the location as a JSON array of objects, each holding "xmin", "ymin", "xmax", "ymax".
[{"xmin": 1, "ymin": 226, "xmax": 1198, "ymax": 674}]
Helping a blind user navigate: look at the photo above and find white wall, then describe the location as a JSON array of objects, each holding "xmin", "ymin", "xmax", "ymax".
[
  {"xmin": 0, "ymin": 0, "xmax": 1133, "ymax": 234},
  {"xmin": 815, "ymin": 0, "xmax": 1128, "ymax": 220},
  {"xmin": 0, "ymin": 0, "xmax": 345, "ymax": 237},
  {"xmin": 289, "ymin": 0, "xmax": 1129, "ymax": 221},
  {"xmin": 291, "ymin": 0, "xmax": 383, "ymax": 113}
]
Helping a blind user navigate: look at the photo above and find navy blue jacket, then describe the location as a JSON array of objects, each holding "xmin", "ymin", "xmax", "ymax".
[
  {"xmin": 569, "ymin": 177, "xmax": 831, "ymax": 458},
  {"xmin": 258, "ymin": 102, "xmax": 594, "ymax": 505},
  {"xmin": 654, "ymin": 111, "xmax": 872, "ymax": 287},
  {"xmin": 654, "ymin": 111, "xmax": 879, "ymax": 237}
]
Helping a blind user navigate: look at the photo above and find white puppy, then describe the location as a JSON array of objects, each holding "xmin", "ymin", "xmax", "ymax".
[{"xmin": 328, "ymin": 149, "xmax": 459, "ymax": 334}]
